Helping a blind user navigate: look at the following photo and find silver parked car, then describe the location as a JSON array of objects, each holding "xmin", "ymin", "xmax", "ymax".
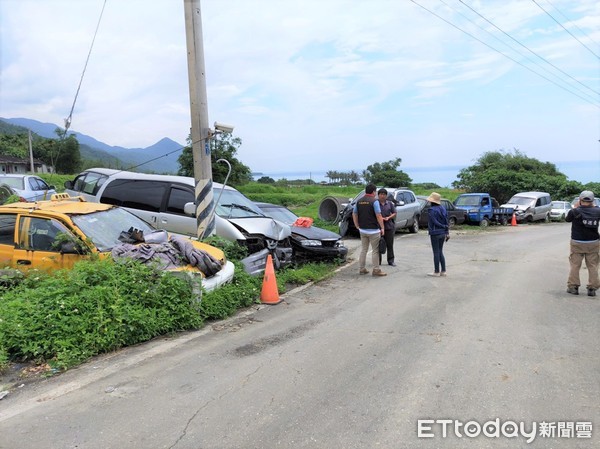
[
  {"xmin": 338, "ymin": 187, "xmax": 421, "ymax": 236},
  {"xmin": 64, "ymin": 168, "xmax": 293, "ymax": 274},
  {"xmin": 0, "ymin": 174, "xmax": 57, "ymax": 202}
]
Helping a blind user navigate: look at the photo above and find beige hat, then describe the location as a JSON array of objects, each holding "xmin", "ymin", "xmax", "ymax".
[{"xmin": 427, "ymin": 192, "xmax": 441, "ymax": 205}]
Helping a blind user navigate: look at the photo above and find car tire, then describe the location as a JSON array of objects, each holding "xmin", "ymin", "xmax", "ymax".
[
  {"xmin": 339, "ymin": 218, "xmax": 349, "ymax": 237},
  {"xmin": 448, "ymin": 216, "xmax": 457, "ymax": 227},
  {"xmin": 544, "ymin": 213, "xmax": 550, "ymax": 223},
  {"xmin": 480, "ymin": 218, "xmax": 490, "ymax": 227},
  {"xmin": 409, "ymin": 217, "xmax": 419, "ymax": 233}
]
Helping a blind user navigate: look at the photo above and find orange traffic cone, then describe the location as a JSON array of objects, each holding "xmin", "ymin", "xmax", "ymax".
[
  {"xmin": 260, "ymin": 254, "xmax": 281, "ymax": 304},
  {"xmin": 511, "ymin": 213, "xmax": 517, "ymax": 226}
]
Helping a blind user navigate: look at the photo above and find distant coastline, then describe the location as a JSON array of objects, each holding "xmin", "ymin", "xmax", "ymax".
[{"xmin": 252, "ymin": 161, "xmax": 598, "ymax": 187}]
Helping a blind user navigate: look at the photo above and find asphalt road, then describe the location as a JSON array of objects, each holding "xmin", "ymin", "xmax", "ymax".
[{"xmin": 0, "ymin": 222, "xmax": 598, "ymax": 449}]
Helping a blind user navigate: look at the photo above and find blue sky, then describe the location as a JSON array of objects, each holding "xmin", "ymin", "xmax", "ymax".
[{"xmin": 0, "ymin": 0, "xmax": 598, "ymax": 185}]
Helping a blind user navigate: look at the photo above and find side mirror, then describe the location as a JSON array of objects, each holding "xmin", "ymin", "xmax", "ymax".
[
  {"xmin": 64, "ymin": 180, "xmax": 73, "ymax": 189},
  {"xmin": 60, "ymin": 240, "xmax": 88, "ymax": 255},
  {"xmin": 49, "ymin": 185, "xmax": 56, "ymax": 190},
  {"xmin": 183, "ymin": 202, "xmax": 196, "ymax": 216}
]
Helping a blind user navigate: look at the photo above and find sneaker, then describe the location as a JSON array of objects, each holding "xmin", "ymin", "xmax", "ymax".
[
  {"xmin": 588, "ymin": 289, "xmax": 597, "ymax": 297},
  {"xmin": 427, "ymin": 272, "xmax": 440, "ymax": 277},
  {"xmin": 372, "ymin": 269, "xmax": 387, "ymax": 277},
  {"xmin": 440, "ymin": 272, "xmax": 447, "ymax": 277},
  {"xmin": 388, "ymin": 262, "xmax": 396, "ymax": 267},
  {"xmin": 359, "ymin": 268, "xmax": 369, "ymax": 275},
  {"xmin": 566, "ymin": 286, "xmax": 579, "ymax": 295}
]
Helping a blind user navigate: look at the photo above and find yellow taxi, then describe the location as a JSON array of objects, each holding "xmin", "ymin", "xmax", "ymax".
[{"xmin": 0, "ymin": 194, "xmax": 234, "ymax": 292}]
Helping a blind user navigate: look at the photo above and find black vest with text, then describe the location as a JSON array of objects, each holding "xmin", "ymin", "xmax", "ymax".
[{"xmin": 356, "ymin": 195, "xmax": 379, "ymax": 230}]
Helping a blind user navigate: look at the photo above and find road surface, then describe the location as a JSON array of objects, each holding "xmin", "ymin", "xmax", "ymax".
[{"xmin": 0, "ymin": 222, "xmax": 598, "ymax": 448}]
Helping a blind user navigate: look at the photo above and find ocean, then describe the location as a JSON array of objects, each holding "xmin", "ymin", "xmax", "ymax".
[{"xmin": 253, "ymin": 161, "xmax": 599, "ymax": 187}]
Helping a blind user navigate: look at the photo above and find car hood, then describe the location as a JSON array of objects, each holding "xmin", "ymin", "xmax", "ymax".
[
  {"xmin": 290, "ymin": 225, "xmax": 342, "ymax": 241},
  {"xmin": 228, "ymin": 217, "xmax": 291, "ymax": 240},
  {"xmin": 500, "ymin": 202, "xmax": 529, "ymax": 211}
]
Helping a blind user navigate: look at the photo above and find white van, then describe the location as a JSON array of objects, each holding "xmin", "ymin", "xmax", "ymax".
[
  {"xmin": 64, "ymin": 169, "xmax": 293, "ymax": 274},
  {"xmin": 501, "ymin": 191, "xmax": 552, "ymax": 223}
]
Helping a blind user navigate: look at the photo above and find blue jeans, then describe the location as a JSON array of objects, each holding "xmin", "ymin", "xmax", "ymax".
[{"xmin": 430, "ymin": 234, "xmax": 446, "ymax": 273}]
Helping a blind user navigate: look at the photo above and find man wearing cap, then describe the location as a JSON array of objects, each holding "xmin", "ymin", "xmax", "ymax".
[
  {"xmin": 565, "ymin": 190, "xmax": 600, "ymax": 297},
  {"xmin": 353, "ymin": 183, "xmax": 387, "ymax": 277}
]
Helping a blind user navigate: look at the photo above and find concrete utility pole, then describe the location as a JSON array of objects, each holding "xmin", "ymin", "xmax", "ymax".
[
  {"xmin": 28, "ymin": 130, "xmax": 34, "ymax": 173},
  {"xmin": 183, "ymin": 0, "xmax": 214, "ymax": 239}
]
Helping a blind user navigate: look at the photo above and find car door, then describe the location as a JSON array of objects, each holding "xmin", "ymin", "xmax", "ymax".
[
  {"xmin": 6, "ymin": 215, "xmax": 83, "ymax": 271},
  {"xmin": 162, "ymin": 184, "xmax": 197, "ymax": 236},
  {"xmin": 100, "ymin": 179, "xmax": 167, "ymax": 229},
  {"xmin": 393, "ymin": 191, "xmax": 411, "ymax": 228}
]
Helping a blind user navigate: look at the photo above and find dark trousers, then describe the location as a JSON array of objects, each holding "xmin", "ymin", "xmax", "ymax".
[
  {"xmin": 430, "ymin": 234, "xmax": 446, "ymax": 273},
  {"xmin": 379, "ymin": 228, "xmax": 395, "ymax": 265}
]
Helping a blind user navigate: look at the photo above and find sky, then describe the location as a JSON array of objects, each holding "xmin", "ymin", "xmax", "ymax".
[{"xmin": 1, "ymin": 0, "xmax": 599, "ymax": 186}]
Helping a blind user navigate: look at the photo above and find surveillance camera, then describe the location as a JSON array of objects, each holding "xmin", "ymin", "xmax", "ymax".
[{"xmin": 214, "ymin": 122, "xmax": 234, "ymax": 133}]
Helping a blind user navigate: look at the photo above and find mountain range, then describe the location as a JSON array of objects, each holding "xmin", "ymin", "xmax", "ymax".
[{"xmin": 0, "ymin": 117, "xmax": 184, "ymax": 174}]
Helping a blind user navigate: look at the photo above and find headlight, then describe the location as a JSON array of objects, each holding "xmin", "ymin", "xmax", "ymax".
[
  {"xmin": 468, "ymin": 209, "xmax": 478, "ymax": 213},
  {"xmin": 300, "ymin": 239, "xmax": 322, "ymax": 247}
]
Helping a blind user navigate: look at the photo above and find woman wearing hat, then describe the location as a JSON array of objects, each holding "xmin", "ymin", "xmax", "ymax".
[{"xmin": 426, "ymin": 192, "xmax": 450, "ymax": 277}]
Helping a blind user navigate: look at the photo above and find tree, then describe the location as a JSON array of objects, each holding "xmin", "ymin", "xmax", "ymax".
[
  {"xmin": 362, "ymin": 158, "xmax": 412, "ymax": 188},
  {"xmin": 177, "ymin": 134, "xmax": 252, "ymax": 186},
  {"xmin": 257, "ymin": 176, "xmax": 275, "ymax": 184},
  {"xmin": 452, "ymin": 150, "xmax": 583, "ymax": 203},
  {"xmin": 54, "ymin": 134, "xmax": 82, "ymax": 174}
]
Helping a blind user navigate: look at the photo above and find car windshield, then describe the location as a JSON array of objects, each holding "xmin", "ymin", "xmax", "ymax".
[
  {"xmin": 71, "ymin": 207, "xmax": 156, "ymax": 252},
  {"xmin": 260, "ymin": 206, "xmax": 298, "ymax": 224},
  {"xmin": 507, "ymin": 196, "xmax": 534, "ymax": 206},
  {"xmin": 552, "ymin": 202, "xmax": 568, "ymax": 209},
  {"xmin": 454, "ymin": 196, "xmax": 480, "ymax": 206},
  {"xmin": 0, "ymin": 176, "xmax": 25, "ymax": 189},
  {"xmin": 214, "ymin": 188, "xmax": 265, "ymax": 218}
]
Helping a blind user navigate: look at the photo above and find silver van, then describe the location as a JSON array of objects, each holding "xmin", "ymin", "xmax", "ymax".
[
  {"xmin": 500, "ymin": 191, "xmax": 552, "ymax": 223},
  {"xmin": 64, "ymin": 168, "xmax": 293, "ymax": 274}
]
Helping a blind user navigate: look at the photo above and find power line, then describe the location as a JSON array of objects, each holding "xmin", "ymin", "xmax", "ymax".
[
  {"xmin": 64, "ymin": 0, "xmax": 108, "ymax": 134},
  {"xmin": 542, "ymin": 0, "xmax": 600, "ymax": 48},
  {"xmin": 457, "ymin": 0, "xmax": 599, "ymax": 99},
  {"xmin": 532, "ymin": 0, "xmax": 600, "ymax": 59},
  {"xmin": 408, "ymin": 0, "xmax": 599, "ymax": 108}
]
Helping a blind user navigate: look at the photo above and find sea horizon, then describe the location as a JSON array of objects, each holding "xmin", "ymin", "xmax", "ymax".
[{"xmin": 252, "ymin": 160, "xmax": 598, "ymax": 187}]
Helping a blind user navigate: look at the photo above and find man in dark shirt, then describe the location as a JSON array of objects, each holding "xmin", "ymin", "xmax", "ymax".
[
  {"xmin": 352, "ymin": 183, "xmax": 386, "ymax": 276},
  {"xmin": 565, "ymin": 190, "xmax": 600, "ymax": 297}
]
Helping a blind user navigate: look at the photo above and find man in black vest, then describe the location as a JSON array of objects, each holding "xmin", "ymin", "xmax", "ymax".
[
  {"xmin": 566, "ymin": 190, "xmax": 600, "ymax": 297},
  {"xmin": 352, "ymin": 183, "xmax": 387, "ymax": 276}
]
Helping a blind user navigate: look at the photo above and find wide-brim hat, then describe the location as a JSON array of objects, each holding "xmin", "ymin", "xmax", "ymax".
[{"xmin": 427, "ymin": 192, "xmax": 441, "ymax": 205}]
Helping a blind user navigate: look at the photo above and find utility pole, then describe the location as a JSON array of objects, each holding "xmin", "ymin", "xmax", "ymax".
[
  {"xmin": 28, "ymin": 130, "xmax": 35, "ymax": 173},
  {"xmin": 183, "ymin": 0, "xmax": 214, "ymax": 239}
]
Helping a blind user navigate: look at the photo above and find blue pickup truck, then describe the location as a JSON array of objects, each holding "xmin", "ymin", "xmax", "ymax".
[{"xmin": 454, "ymin": 193, "xmax": 514, "ymax": 227}]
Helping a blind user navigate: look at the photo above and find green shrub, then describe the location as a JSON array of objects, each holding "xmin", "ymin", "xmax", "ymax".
[
  {"xmin": 200, "ymin": 262, "xmax": 261, "ymax": 320},
  {"xmin": 0, "ymin": 259, "xmax": 203, "ymax": 370}
]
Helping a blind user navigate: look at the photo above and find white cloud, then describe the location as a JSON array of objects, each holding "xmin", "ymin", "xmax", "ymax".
[{"xmin": 0, "ymin": 0, "xmax": 598, "ymax": 183}]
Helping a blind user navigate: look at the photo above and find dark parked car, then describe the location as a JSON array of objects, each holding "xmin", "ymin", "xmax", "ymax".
[
  {"xmin": 417, "ymin": 196, "xmax": 466, "ymax": 228},
  {"xmin": 255, "ymin": 202, "xmax": 348, "ymax": 262}
]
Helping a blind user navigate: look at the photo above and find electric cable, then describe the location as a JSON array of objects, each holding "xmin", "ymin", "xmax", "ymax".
[
  {"xmin": 408, "ymin": 0, "xmax": 599, "ymax": 108},
  {"xmin": 457, "ymin": 0, "xmax": 599, "ymax": 98},
  {"xmin": 532, "ymin": 0, "xmax": 600, "ymax": 59}
]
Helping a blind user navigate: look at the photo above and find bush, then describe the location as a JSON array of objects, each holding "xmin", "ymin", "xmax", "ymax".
[{"xmin": 0, "ymin": 259, "xmax": 203, "ymax": 370}]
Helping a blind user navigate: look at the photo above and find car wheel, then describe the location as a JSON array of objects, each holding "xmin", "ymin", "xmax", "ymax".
[
  {"xmin": 0, "ymin": 184, "xmax": 13, "ymax": 204},
  {"xmin": 409, "ymin": 217, "xmax": 419, "ymax": 233},
  {"xmin": 339, "ymin": 218, "xmax": 349, "ymax": 237},
  {"xmin": 544, "ymin": 214, "xmax": 550, "ymax": 223},
  {"xmin": 480, "ymin": 218, "xmax": 490, "ymax": 227},
  {"xmin": 560, "ymin": 213, "xmax": 565, "ymax": 221},
  {"xmin": 448, "ymin": 216, "xmax": 457, "ymax": 228}
]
